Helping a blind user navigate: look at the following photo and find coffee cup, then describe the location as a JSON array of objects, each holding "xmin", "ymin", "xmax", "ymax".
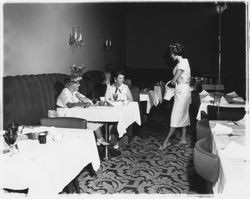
[
  {"xmin": 100, "ymin": 97, "xmax": 105, "ymax": 101},
  {"xmin": 38, "ymin": 132, "xmax": 47, "ymax": 144}
]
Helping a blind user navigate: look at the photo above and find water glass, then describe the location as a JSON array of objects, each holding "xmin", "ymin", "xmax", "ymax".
[{"xmin": 113, "ymin": 93, "xmax": 118, "ymax": 101}]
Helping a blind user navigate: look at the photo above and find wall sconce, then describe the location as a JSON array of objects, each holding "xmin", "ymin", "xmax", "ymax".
[
  {"xmin": 215, "ymin": 2, "xmax": 228, "ymax": 14},
  {"xmin": 103, "ymin": 36, "xmax": 112, "ymax": 51},
  {"xmin": 69, "ymin": 26, "xmax": 84, "ymax": 51}
]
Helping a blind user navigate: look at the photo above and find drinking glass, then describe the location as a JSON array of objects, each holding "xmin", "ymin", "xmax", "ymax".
[
  {"xmin": 92, "ymin": 98, "xmax": 97, "ymax": 105},
  {"xmin": 113, "ymin": 93, "xmax": 118, "ymax": 101}
]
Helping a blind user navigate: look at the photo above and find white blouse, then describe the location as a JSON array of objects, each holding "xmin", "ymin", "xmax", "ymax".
[
  {"xmin": 57, "ymin": 88, "xmax": 89, "ymax": 108},
  {"xmin": 173, "ymin": 58, "xmax": 191, "ymax": 84},
  {"xmin": 105, "ymin": 83, "xmax": 130, "ymax": 101}
]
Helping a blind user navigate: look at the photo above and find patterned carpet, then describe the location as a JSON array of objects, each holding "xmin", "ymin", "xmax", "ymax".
[
  {"xmin": 75, "ymin": 101, "xmax": 205, "ymax": 195},
  {"xmin": 77, "ymin": 128, "xmax": 198, "ymax": 194}
]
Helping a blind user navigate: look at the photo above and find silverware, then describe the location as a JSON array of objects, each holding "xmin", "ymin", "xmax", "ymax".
[
  {"xmin": 227, "ymin": 133, "xmax": 240, "ymax": 137},
  {"xmin": 232, "ymin": 121, "xmax": 238, "ymax": 126}
]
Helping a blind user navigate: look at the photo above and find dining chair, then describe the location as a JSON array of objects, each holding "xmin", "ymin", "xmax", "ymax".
[
  {"xmin": 40, "ymin": 117, "xmax": 87, "ymax": 129},
  {"xmin": 194, "ymin": 138, "xmax": 220, "ymax": 193},
  {"xmin": 40, "ymin": 117, "xmax": 88, "ymax": 194},
  {"xmin": 196, "ymin": 118, "xmax": 211, "ymax": 141},
  {"xmin": 207, "ymin": 105, "xmax": 245, "ymax": 121}
]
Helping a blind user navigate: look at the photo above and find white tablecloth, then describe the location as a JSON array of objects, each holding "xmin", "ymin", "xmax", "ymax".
[
  {"xmin": 0, "ymin": 127, "xmax": 100, "ymax": 199},
  {"xmin": 140, "ymin": 88, "xmax": 162, "ymax": 114},
  {"xmin": 209, "ymin": 121, "xmax": 249, "ymax": 196},
  {"xmin": 140, "ymin": 93, "xmax": 154, "ymax": 114},
  {"xmin": 58, "ymin": 102, "xmax": 141, "ymax": 138},
  {"xmin": 196, "ymin": 95, "xmax": 245, "ymax": 120},
  {"xmin": 154, "ymin": 86, "xmax": 163, "ymax": 105}
]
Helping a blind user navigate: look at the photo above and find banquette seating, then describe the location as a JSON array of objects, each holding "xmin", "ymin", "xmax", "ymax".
[
  {"xmin": 206, "ymin": 105, "xmax": 245, "ymax": 121},
  {"xmin": 193, "ymin": 138, "xmax": 220, "ymax": 193},
  {"xmin": 3, "ymin": 71, "xmax": 140, "ymax": 136}
]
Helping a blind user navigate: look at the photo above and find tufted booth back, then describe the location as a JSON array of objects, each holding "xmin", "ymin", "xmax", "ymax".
[
  {"xmin": 3, "ymin": 71, "xmax": 140, "ymax": 131},
  {"xmin": 3, "ymin": 73, "xmax": 67, "ymax": 130}
]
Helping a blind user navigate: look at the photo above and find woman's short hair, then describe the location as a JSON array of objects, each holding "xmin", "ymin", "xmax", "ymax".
[
  {"xmin": 114, "ymin": 70, "xmax": 126, "ymax": 78},
  {"xmin": 169, "ymin": 42, "xmax": 184, "ymax": 56}
]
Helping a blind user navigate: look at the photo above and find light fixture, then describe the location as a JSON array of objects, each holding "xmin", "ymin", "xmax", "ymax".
[
  {"xmin": 69, "ymin": 26, "xmax": 84, "ymax": 51},
  {"xmin": 103, "ymin": 36, "xmax": 112, "ymax": 51},
  {"xmin": 216, "ymin": 2, "xmax": 228, "ymax": 14}
]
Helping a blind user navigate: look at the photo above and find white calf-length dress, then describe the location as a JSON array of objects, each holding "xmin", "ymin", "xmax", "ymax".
[{"xmin": 170, "ymin": 58, "xmax": 191, "ymax": 128}]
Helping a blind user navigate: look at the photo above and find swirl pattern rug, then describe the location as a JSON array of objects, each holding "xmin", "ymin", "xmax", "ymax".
[{"xmin": 77, "ymin": 129, "xmax": 198, "ymax": 194}]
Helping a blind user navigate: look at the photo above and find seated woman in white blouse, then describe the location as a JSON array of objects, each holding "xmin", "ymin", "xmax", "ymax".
[
  {"xmin": 57, "ymin": 76, "xmax": 109, "ymax": 146},
  {"xmin": 105, "ymin": 70, "xmax": 133, "ymax": 102},
  {"xmin": 104, "ymin": 70, "xmax": 133, "ymax": 149}
]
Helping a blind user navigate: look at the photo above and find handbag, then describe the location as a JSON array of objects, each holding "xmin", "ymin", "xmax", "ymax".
[{"xmin": 163, "ymin": 81, "xmax": 175, "ymax": 101}]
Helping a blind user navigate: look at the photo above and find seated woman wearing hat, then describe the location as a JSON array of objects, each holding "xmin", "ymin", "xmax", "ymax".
[{"xmin": 56, "ymin": 76, "xmax": 109, "ymax": 146}]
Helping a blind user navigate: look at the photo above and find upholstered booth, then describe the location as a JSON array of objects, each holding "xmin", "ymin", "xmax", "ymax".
[
  {"xmin": 207, "ymin": 105, "xmax": 245, "ymax": 121},
  {"xmin": 194, "ymin": 138, "xmax": 220, "ymax": 193},
  {"xmin": 40, "ymin": 117, "xmax": 87, "ymax": 129},
  {"xmin": 3, "ymin": 71, "xmax": 140, "ymax": 140},
  {"xmin": 3, "ymin": 73, "xmax": 66, "ymax": 130},
  {"xmin": 196, "ymin": 118, "xmax": 211, "ymax": 141}
]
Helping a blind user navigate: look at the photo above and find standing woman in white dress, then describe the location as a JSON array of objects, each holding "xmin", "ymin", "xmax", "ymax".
[{"xmin": 159, "ymin": 42, "xmax": 191, "ymax": 150}]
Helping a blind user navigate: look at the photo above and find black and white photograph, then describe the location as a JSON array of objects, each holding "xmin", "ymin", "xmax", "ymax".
[{"xmin": 0, "ymin": 0, "xmax": 249, "ymax": 199}]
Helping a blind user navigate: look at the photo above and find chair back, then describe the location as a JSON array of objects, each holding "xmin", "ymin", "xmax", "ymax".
[
  {"xmin": 130, "ymin": 86, "xmax": 140, "ymax": 102},
  {"xmin": 194, "ymin": 138, "xmax": 220, "ymax": 184},
  {"xmin": 207, "ymin": 105, "xmax": 245, "ymax": 121},
  {"xmin": 40, "ymin": 117, "xmax": 87, "ymax": 129},
  {"xmin": 196, "ymin": 118, "xmax": 211, "ymax": 141}
]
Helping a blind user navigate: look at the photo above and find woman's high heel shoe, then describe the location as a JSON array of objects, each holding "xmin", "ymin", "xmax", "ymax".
[
  {"xmin": 159, "ymin": 142, "xmax": 171, "ymax": 150},
  {"xmin": 97, "ymin": 138, "xmax": 110, "ymax": 146},
  {"xmin": 178, "ymin": 140, "xmax": 187, "ymax": 146}
]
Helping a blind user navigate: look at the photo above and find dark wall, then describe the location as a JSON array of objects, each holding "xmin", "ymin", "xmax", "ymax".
[
  {"xmin": 125, "ymin": 2, "xmax": 247, "ymax": 98},
  {"xmin": 221, "ymin": 3, "xmax": 246, "ymax": 98},
  {"xmin": 126, "ymin": 3, "xmax": 218, "ymax": 76}
]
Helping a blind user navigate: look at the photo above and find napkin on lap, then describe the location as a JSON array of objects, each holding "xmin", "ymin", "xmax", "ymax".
[
  {"xmin": 213, "ymin": 123, "xmax": 233, "ymax": 135},
  {"xmin": 220, "ymin": 96, "xmax": 229, "ymax": 104},
  {"xmin": 202, "ymin": 95, "xmax": 214, "ymax": 102},
  {"xmin": 199, "ymin": 90, "xmax": 210, "ymax": 96},
  {"xmin": 233, "ymin": 97, "xmax": 244, "ymax": 102},
  {"xmin": 226, "ymin": 91, "xmax": 238, "ymax": 97}
]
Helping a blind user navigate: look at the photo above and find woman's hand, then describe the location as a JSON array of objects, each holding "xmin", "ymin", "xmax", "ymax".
[
  {"xmin": 168, "ymin": 82, "xmax": 176, "ymax": 88},
  {"xmin": 106, "ymin": 80, "xmax": 110, "ymax": 86}
]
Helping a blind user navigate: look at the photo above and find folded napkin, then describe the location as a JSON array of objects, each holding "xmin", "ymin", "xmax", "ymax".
[
  {"xmin": 226, "ymin": 91, "xmax": 238, "ymax": 97},
  {"xmin": 202, "ymin": 95, "xmax": 214, "ymax": 102},
  {"xmin": 233, "ymin": 97, "xmax": 244, "ymax": 102},
  {"xmin": 199, "ymin": 90, "xmax": 210, "ymax": 96},
  {"xmin": 22, "ymin": 126, "xmax": 55, "ymax": 135},
  {"xmin": 220, "ymin": 140, "xmax": 247, "ymax": 160},
  {"xmin": 213, "ymin": 123, "xmax": 233, "ymax": 135},
  {"xmin": 220, "ymin": 96, "xmax": 229, "ymax": 104}
]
